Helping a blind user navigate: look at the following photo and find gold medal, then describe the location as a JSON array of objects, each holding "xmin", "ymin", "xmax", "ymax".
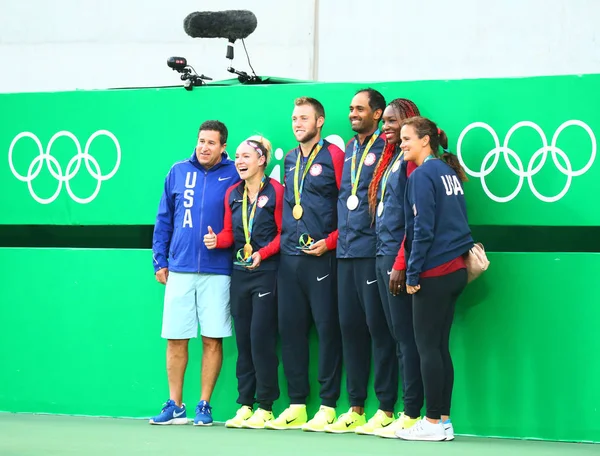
[
  {"xmin": 293, "ymin": 142, "xmax": 322, "ymax": 222},
  {"xmin": 377, "ymin": 202, "xmax": 384, "ymax": 217},
  {"xmin": 243, "ymin": 243, "xmax": 253, "ymax": 259},
  {"xmin": 293, "ymin": 204, "xmax": 303, "ymax": 220}
]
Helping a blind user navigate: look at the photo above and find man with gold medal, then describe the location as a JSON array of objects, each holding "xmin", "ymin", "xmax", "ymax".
[
  {"xmin": 266, "ymin": 97, "xmax": 345, "ymax": 432},
  {"xmin": 325, "ymin": 89, "xmax": 398, "ymax": 435}
]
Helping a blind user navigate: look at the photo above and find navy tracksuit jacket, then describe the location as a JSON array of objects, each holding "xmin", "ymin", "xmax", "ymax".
[{"xmin": 278, "ymin": 138, "xmax": 345, "ymax": 407}]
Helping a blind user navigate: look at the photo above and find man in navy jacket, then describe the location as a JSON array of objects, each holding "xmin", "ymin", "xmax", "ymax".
[
  {"xmin": 150, "ymin": 120, "xmax": 241, "ymax": 426},
  {"xmin": 326, "ymin": 89, "xmax": 398, "ymax": 434},
  {"xmin": 266, "ymin": 97, "xmax": 345, "ymax": 432}
]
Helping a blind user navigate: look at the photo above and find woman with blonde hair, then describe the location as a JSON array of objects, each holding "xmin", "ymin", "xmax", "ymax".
[{"xmin": 204, "ymin": 135, "xmax": 284, "ymax": 429}]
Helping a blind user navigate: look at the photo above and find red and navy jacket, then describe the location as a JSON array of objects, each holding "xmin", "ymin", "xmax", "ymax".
[
  {"xmin": 375, "ymin": 152, "xmax": 411, "ymax": 257},
  {"xmin": 280, "ymin": 139, "xmax": 344, "ymax": 256},
  {"xmin": 404, "ymin": 159, "xmax": 474, "ymax": 286},
  {"xmin": 337, "ymin": 132, "xmax": 386, "ymax": 258},
  {"xmin": 215, "ymin": 176, "xmax": 284, "ymax": 271}
]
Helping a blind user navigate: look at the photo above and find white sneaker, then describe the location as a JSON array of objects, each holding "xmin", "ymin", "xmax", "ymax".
[
  {"xmin": 443, "ymin": 421, "xmax": 455, "ymax": 441},
  {"xmin": 396, "ymin": 417, "xmax": 446, "ymax": 441}
]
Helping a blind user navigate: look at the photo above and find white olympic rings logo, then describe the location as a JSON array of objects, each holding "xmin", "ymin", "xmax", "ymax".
[
  {"xmin": 8, "ymin": 130, "xmax": 121, "ymax": 204},
  {"xmin": 456, "ymin": 120, "xmax": 596, "ymax": 203}
]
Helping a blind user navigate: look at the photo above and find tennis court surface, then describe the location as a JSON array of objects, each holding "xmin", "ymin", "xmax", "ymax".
[{"xmin": 1, "ymin": 413, "xmax": 597, "ymax": 456}]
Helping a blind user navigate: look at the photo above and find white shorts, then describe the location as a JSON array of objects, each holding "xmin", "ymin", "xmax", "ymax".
[{"xmin": 161, "ymin": 272, "xmax": 232, "ymax": 339}]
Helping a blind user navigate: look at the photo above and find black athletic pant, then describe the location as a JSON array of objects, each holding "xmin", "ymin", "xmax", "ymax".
[
  {"xmin": 277, "ymin": 252, "xmax": 342, "ymax": 408},
  {"xmin": 412, "ymin": 268, "xmax": 467, "ymax": 420},
  {"xmin": 375, "ymin": 256, "xmax": 424, "ymax": 418},
  {"xmin": 338, "ymin": 258, "xmax": 398, "ymax": 412},
  {"xmin": 230, "ymin": 268, "xmax": 279, "ymax": 411}
]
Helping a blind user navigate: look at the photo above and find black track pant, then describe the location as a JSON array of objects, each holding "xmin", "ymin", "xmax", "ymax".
[
  {"xmin": 277, "ymin": 253, "xmax": 342, "ymax": 407},
  {"xmin": 230, "ymin": 268, "xmax": 279, "ymax": 411},
  {"xmin": 375, "ymin": 255, "xmax": 424, "ymax": 418},
  {"xmin": 412, "ymin": 268, "xmax": 467, "ymax": 420},
  {"xmin": 338, "ymin": 258, "xmax": 398, "ymax": 412}
]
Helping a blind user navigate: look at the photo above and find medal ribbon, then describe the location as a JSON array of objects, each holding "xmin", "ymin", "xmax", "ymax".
[
  {"xmin": 379, "ymin": 149, "xmax": 404, "ymax": 204},
  {"xmin": 242, "ymin": 175, "xmax": 266, "ymax": 249},
  {"xmin": 293, "ymin": 139, "xmax": 323, "ymax": 207},
  {"xmin": 350, "ymin": 129, "xmax": 380, "ymax": 197}
]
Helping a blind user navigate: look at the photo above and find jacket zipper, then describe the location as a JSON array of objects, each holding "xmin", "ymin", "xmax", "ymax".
[
  {"xmin": 198, "ymin": 170, "xmax": 208, "ymax": 273},
  {"xmin": 296, "ymin": 152, "xmax": 305, "ymax": 248},
  {"xmin": 344, "ymin": 145, "xmax": 359, "ymax": 257}
]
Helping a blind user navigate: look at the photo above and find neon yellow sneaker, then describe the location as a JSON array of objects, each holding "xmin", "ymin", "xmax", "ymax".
[
  {"xmin": 355, "ymin": 409, "xmax": 394, "ymax": 435},
  {"xmin": 225, "ymin": 406, "xmax": 253, "ymax": 429},
  {"xmin": 242, "ymin": 408, "xmax": 274, "ymax": 429},
  {"xmin": 302, "ymin": 406, "xmax": 336, "ymax": 432},
  {"xmin": 374, "ymin": 412, "xmax": 420, "ymax": 438},
  {"xmin": 324, "ymin": 408, "xmax": 366, "ymax": 433},
  {"xmin": 264, "ymin": 405, "xmax": 307, "ymax": 430}
]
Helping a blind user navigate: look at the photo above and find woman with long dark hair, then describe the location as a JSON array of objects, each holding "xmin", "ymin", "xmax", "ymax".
[{"xmin": 395, "ymin": 116, "xmax": 473, "ymax": 441}]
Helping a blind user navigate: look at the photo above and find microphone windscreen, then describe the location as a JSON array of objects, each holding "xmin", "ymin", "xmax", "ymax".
[{"xmin": 183, "ymin": 10, "xmax": 257, "ymax": 41}]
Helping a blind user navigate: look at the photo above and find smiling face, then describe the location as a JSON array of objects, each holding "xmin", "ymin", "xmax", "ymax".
[
  {"xmin": 349, "ymin": 91, "xmax": 379, "ymax": 135},
  {"xmin": 292, "ymin": 104, "xmax": 323, "ymax": 144},
  {"xmin": 382, "ymin": 105, "xmax": 404, "ymax": 145},
  {"xmin": 196, "ymin": 129, "xmax": 226, "ymax": 168},
  {"xmin": 400, "ymin": 124, "xmax": 430, "ymax": 162},
  {"xmin": 235, "ymin": 141, "xmax": 266, "ymax": 181}
]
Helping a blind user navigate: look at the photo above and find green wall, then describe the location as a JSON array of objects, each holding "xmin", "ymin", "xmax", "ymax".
[
  {"xmin": 2, "ymin": 73, "xmax": 599, "ymax": 226},
  {"xmin": 2, "ymin": 73, "xmax": 599, "ymax": 444},
  {"xmin": 1, "ymin": 248, "xmax": 598, "ymax": 443}
]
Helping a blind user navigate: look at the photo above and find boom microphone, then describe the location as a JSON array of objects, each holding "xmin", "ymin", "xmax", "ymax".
[{"xmin": 183, "ymin": 10, "xmax": 257, "ymax": 41}]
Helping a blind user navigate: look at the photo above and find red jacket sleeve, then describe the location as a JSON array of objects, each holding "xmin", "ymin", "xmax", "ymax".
[
  {"xmin": 325, "ymin": 144, "xmax": 345, "ymax": 250},
  {"xmin": 258, "ymin": 181, "xmax": 283, "ymax": 260},
  {"xmin": 392, "ymin": 161, "xmax": 418, "ymax": 270},
  {"xmin": 215, "ymin": 185, "xmax": 235, "ymax": 249},
  {"xmin": 393, "ymin": 236, "xmax": 406, "ymax": 271}
]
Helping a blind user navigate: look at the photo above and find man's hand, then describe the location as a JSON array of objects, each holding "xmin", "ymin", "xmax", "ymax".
[
  {"xmin": 247, "ymin": 252, "xmax": 262, "ymax": 270},
  {"xmin": 389, "ymin": 269, "xmax": 406, "ymax": 296},
  {"xmin": 303, "ymin": 239, "xmax": 329, "ymax": 257},
  {"xmin": 156, "ymin": 267, "xmax": 169, "ymax": 285},
  {"xmin": 203, "ymin": 226, "xmax": 217, "ymax": 249}
]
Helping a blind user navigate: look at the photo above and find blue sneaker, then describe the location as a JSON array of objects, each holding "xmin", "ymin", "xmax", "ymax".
[
  {"xmin": 149, "ymin": 399, "xmax": 188, "ymax": 425},
  {"xmin": 193, "ymin": 400, "xmax": 213, "ymax": 426}
]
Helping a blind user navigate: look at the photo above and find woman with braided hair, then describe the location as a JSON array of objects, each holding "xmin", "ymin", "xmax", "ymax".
[{"xmin": 367, "ymin": 98, "xmax": 424, "ymax": 439}]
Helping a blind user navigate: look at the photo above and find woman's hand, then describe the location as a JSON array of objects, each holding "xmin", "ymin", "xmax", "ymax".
[
  {"xmin": 389, "ymin": 269, "xmax": 406, "ymax": 296},
  {"xmin": 406, "ymin": 284, "xmax": 421, "ymax": 294},
  {"xmin": 203, "ymin": 226, "xmax": 217, "ymax": 249}
]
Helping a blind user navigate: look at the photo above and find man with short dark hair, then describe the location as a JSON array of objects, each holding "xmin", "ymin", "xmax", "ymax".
[
  {"xmin": 325, "ymin": 89, "xmax": 399, "ymax": 434},
  {"xmin": 150, "ymin": 119, "xmax": 240, "ymax": 426}
]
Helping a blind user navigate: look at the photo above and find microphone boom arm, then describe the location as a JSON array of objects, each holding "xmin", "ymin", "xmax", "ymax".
[{"xmin": 225, "ymin": 39, "xmax": 262, "ymax": 84}]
